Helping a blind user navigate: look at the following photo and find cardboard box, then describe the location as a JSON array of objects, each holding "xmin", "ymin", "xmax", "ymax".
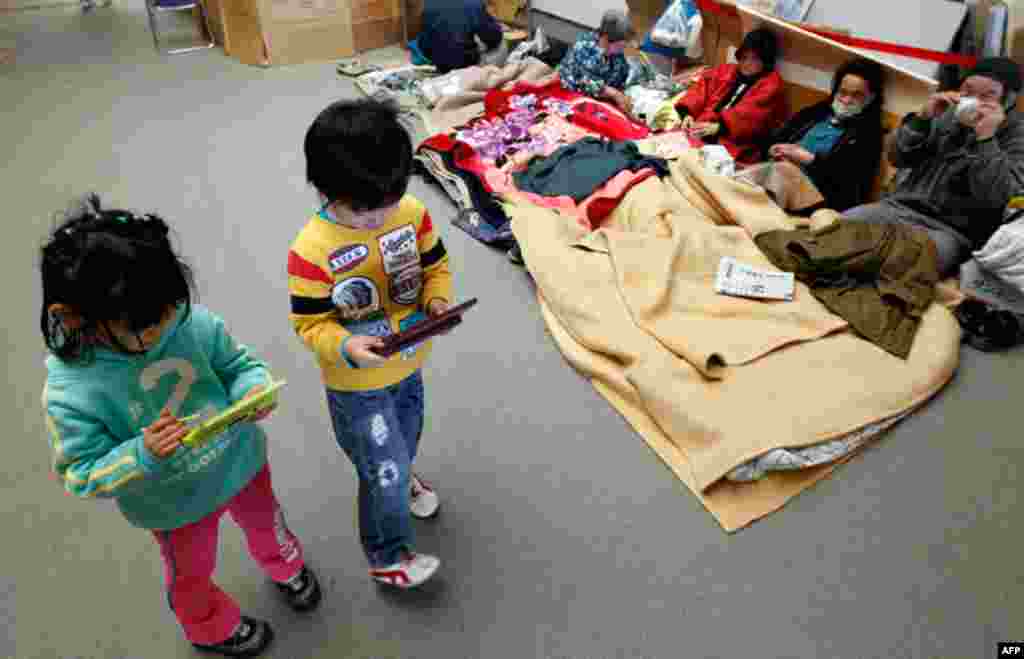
[
  {"xmin": 219, "ymin": 0, "xmax": 271, "ymax": 65},
  {"xmin": 269, "ymin": 0, "xmax": 347, "ymax": 22},
  {"xmin": 404, "ymin": 0, "xmax": 423, "ymax": 38},
  {"xmin": 351, "ymin": 0, "xmax": 401, "ymax": 51},
  {"xmin": 487, "ymin": 0, "xmax": 526, "ymax": 27},
  {"xmin": 352, "ymin": 0, "xmax": 396, "ymax": 22},
  {"xmin": 219, "ymin": 0, "xmax": 357, "ymax": 66},
  {"xmin": 353, "ymin": 16, "xmax": 402, "ymax": 51},
  {"xmin": 203, "ymin": 0, "xmax": 227, "ymax": 50}
]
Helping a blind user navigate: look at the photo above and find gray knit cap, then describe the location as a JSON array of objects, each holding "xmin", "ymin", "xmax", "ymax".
[{"xmin": 599, "ymin": 9, "xmax": 631, "ymax": 43}]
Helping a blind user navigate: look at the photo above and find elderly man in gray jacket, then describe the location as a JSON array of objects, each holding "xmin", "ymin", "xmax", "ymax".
[{"xmin": 842, "ymin": 57, "xmax": 1024, "ymax": 276}]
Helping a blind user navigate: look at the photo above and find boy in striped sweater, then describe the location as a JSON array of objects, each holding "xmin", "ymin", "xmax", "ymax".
[{"xmin": 288, "ymin": 100, "xmax": 453, "ymax": 588}]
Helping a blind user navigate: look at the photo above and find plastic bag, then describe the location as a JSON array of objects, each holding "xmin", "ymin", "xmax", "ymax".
[
  {"xmin": 737, "ymin": 0, "xmax": 812, "ymax": 22},
  {"xmin": 626, "ymin": 86, "xmax": 671, "ymax": 125},
  {"xmin": 419, "ymin": 71, "xmax": 464, "ymax": 107},
  {"xmin": 507, "ymin": 27, "xmax": 549, "ymax": 64},
  {"xmin": 625, "ymin": 54, "xmax": 658, "ymax": 87},
  {"xmin": 650, "ymin": 0, "xmax": 704, "ymax": 58},
  {"xmin": 476, "ymin": 36, "xmax": 510, "ymax": 68},
  {"xmin": 973, "ymin": 212, "xmax": 1024, "ymax": 296},
  {"xmin": 650, "ymin": 90, "xmax": 689, "ymax": 131}
]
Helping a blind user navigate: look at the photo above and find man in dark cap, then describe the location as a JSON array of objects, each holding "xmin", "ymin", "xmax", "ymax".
[{"xmin": 842, "ymin": 57, "xmax": 1024, "ymax": 276}]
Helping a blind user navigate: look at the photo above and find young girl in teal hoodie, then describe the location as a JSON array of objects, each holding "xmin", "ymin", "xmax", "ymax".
[{"xmin": 40, "ymin": 195, "xmax": 320, "ymax": 657}]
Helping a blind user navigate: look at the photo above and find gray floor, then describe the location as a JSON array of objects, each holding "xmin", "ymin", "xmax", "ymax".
[{"xmin": 3, "ymin": 5, "xmax": 1022, "ymax": 659}]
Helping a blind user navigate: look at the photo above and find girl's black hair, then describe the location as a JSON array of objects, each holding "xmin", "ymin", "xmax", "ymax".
[
  {"xmin": 40, "ymin": 194, "xmax": 196, "ymax": 363},
  {"xmin": 304, "ymin": 99, "xmax": 413, "ymax": 212},
  {"xmin": 831, "ymin": 57, "xmax": 886, "ymax": 115}
]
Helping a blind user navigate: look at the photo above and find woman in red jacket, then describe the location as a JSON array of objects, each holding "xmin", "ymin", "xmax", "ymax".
[{"xmin": 674, "ymin": 28, "xmax": 786, "ymax": 165}]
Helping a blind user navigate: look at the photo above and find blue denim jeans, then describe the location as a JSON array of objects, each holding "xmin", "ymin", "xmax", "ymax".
[{"xmin": 326, "ymin": 371, "xmax": 424, "ymax": 567}]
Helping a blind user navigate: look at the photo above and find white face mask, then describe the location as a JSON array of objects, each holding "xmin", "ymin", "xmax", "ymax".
[
  {"xmin": 955, "ymin": 96, "xmax": 980, "ymax": 124},
  {"xmin": 832, "ymin": 94, "xmax": 872, "ymax": 120}
]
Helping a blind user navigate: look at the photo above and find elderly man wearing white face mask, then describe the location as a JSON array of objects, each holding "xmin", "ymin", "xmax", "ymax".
[{"xmin": 841, "ymin": 57, "xmax": 1024, "ymax": 276}]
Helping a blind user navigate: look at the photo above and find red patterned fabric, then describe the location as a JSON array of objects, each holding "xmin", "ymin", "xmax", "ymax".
[
  {"xmin": 483, "ymin": 79, "xmax": 579, "ymax": 118},
  {"xmin": 568, "ymin": 99, "xmax": 650, "ymax": 140},
  {"xmin": 419, "ymin": 80, "xmax": 658, "ymax": 233}
]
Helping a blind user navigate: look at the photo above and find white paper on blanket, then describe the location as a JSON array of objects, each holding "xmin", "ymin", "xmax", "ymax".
[{"xmin": 715, "ymin": 256, "xmax": 795, "ymax": 301}]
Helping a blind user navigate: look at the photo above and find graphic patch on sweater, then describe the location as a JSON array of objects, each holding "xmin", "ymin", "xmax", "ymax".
[
  {"xmin": 389, "ymin": 265, "xmax": 423, "ymax": 306},
  {"xmin": 379, "ymin": 224, "xmax": 418, "ymax": 274},
  {"xmin": 329, "ymin": 244, "xmax": 369, "ymax": 274},
  {"xmin": 332, "ymin": 277, "xmax": 381, "ymax": 320}
]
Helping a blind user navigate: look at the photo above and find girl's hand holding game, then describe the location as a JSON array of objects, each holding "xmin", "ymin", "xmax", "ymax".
[
  {"xmin": 242, "ymin": 384, "xmax": 277, "ymax": 421},
  {"xmin": 144, "ymin": 408, "xmax": 189, "ymax": 459}
]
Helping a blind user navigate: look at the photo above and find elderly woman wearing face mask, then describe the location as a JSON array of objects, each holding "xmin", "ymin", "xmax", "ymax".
[
  {"xmin": 556, "ymin": 10, "xmax": 634, "ymax": 114},
  {"xmin": 753, "ymin": 57, "xmax": 886, "ymax": 213},
  {"xmin": 673, "ymin": 28, "xmax": 787, "ymax": 165}
]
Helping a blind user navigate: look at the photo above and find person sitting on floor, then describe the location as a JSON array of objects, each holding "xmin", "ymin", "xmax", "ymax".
[
  {"xmin": 417, "ymin": 0, "xmax": 505, "ymax": 74},
  {"xmin": 842, "ymin": 57, "xmax": 1024, "ymax": 276},
  {"xmin": 755, "ymin": 57, "xmax": 886, "ymax": 213},
  {"xmin": 673, "ymin": 28, "xmax": 786, "ymax": 165},
  {"xmin": 556, "ymin": 9, "xmax": 634, "ymax": 114}
]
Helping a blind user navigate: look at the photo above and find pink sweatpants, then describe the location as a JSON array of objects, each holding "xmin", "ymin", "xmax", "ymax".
[{"xmin": 152, "ymin": 465, "xmax": 305, "ymax": 645}]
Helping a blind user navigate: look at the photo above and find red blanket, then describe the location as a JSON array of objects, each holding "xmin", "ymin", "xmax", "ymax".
[{"xmin": 420, "ymin": 79, "xmax": 655, "ymax": 229}]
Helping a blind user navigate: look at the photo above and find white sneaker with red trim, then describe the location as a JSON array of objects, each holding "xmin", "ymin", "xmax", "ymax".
[
  {"xmin": 370, "ymin": 552, "xmax": 440, "ymax": 589},
  {"xmin": 409, "ymin": 473, "xmax": 440, "ymax": 520}
]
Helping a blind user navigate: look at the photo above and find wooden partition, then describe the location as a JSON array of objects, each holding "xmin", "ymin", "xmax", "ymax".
[{"xmin": 207, "ymin": 0, "xmax": 411, "ymax": 66}]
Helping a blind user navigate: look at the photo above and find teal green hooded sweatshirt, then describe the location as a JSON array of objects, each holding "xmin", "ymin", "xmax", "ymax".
[{"xmin": 43, "ymin": 305, "xmax": 270, "ymax": 530}]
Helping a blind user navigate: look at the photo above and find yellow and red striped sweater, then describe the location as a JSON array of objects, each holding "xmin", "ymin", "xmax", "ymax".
[{"xmin": 288, "ymin": 196, "xmax": 452, "ymax": 391}]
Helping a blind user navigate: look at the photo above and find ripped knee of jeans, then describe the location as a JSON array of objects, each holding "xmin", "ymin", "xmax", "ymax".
[{"xmin": 374, "ymin": 459, "xmax": 404, "ymax": 490}]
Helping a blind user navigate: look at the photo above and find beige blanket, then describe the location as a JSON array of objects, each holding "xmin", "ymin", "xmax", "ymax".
[
  {"xmin": 426, "ymin": 57, "xmax": 554, "ymax": 135},
  {"xmin": 508, "ymin": 154, "xmax": 961, "ymax": 532}
]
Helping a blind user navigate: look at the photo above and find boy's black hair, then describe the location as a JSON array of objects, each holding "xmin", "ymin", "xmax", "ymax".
[
  {"xmin": 40, "ymin": 194, "xmax": 196, "ymax": 363},
  {"xmin": 304, "ymin": 99, "xmax": 413, "ymax": 212}
]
